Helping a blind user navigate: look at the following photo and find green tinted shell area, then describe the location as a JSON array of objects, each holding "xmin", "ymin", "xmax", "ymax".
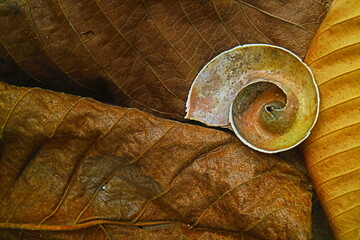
[{"xmin": 229, "ymin": 46, "xmax": 319, "ymax": 152}]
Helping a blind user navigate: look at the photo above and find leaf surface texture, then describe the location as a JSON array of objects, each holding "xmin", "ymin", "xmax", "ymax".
[
  {"xmin": 303, "ymin": 0, "xmax": 360, "ymax": 239},
  {"xmin": 0, "ymin": 83, "xmax": 312, "ymax": 240},
  {"xmin": 0, "ymin": 0, "xmax": 329, "ymax": 119}
]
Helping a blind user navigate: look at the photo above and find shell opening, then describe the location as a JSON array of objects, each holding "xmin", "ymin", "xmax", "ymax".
[{"xmin": 261, "ymin": 101, "xmax": 288, "ymax": 133}]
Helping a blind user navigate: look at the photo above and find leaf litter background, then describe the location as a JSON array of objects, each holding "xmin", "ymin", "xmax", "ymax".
[{"xmin": 0, "ymin": 0, "xmax": 335, "ymax": 239}]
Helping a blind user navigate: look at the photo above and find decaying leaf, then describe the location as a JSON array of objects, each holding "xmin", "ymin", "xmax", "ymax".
[
  {"xmin": 0, "ymin": 83, "xmax": 312, "ymax": 239},
  {"xmin": 0, "ymin": 224, "xmax": 259, "ymax": 240},
  {"xmin": 0, "ymin": 0, "xmax": 329, "ymax": 119},
  {"xmin": 302, "ymin": 0, "xmax": 360, "ymax": 239}
]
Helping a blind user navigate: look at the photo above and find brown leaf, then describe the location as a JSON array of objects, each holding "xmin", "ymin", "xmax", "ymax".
[
  {"xmin": 0, "ymin": 0, "xmax": 329, "ymax": 119},
  {"xmin": 95, "ymin": 225, "xmax": 253, "ymax": 240},
  {"xmin": 1, "ymin": 224, "xmax": 259, "ymax": 240},
  {"xmin": 0, "ymin": 83, "xmax": 312, "ymax": 239},
  {"xmin": 302, "ymin": 0, "xmax": 360, "ymax": 239}
]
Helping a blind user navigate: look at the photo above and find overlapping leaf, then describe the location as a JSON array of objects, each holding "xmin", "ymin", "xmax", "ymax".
[
  {"xmin": 0, "ymin": 83, "xmax": 312, "ymax": 240},
  {"xmin": 302, "ymin": 0, "xmax": 360, "ymax": 239},
  {"xmin": 1, "ymin": 224, "xmax": 259, "ymax": 240},
  {"xmin": 0, "ymin": 0, "xmax": 329, "ymax": 119}
]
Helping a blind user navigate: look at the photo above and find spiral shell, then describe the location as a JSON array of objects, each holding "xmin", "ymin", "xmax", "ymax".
[{"xmin": 185, "ymin": 44, "xmax": 319, "ymax": 153}]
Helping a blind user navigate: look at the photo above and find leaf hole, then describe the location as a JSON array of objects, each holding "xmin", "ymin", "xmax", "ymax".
[{"xmin": 80, "ymin": 30, "xmax": 95, "ymax": 38}]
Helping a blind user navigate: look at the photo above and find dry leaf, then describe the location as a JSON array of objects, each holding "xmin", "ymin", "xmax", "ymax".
[
  {"xmin": 302, "ymin": 0, "xmax": 360, "ymax": 239},
  {"xmin": 0, "ymin": 0, "xmax": 328, "ymax": 119},
  {"xmin": 0, "ymin": 224, "xmax": 260, "ymax": 240},
  {"xmin": 0, "ymin": 83, "xmax": 312, "ymax": 239}
]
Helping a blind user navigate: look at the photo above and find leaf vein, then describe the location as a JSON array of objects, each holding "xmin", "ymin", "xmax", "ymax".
[
  {"xmin": 24, "ymin": 0, "xmax": 95, "ymax": 92},
  {"xmin": 100, "ymin": 224, "xmax": 113, "ymax": 240},
  {"xmin": 213, "ymin": 0, "xmax": 240, "ymax": 44},
  {"xmin": 75, "ymin": 120, "xmax": 179, "ymax": 224},
  {"xmin": 303, "ymin": 121, "xmax": 360, "ymax": 150},
  {"xmin": 323, "ymin": 188, "xmax": 360, "ymax": 205},
  {"xmin": 131, "ymin": 141, "xmax": 234, "ymax": 224},
  {"xmin": 177, "ymin": 0, "xmax": 215, "ymax": 53},
  {"xmin": 329, "ymin": 203, "xmax": 360, "ymax": 223},
  {"xmin": 309, "ymin": 42, "xmax": 360, "ymax": 66},
  {"xmin": 320, "ymin": 95, "xmax": 360, "ymax": 112},
  {"xmin": 337, "ymin": 226, "xmax": 360, "ymax": 239},
  {"xmin": 316, "ymin": 15, "xmax": 360, "ymax": 38},
  {"xmin": 245, "ymin": 204, "xmax": 309, "ymax": 232},
  {"xmin": 95, "ymin": 0, "xmax": 185, "ymax": 104},
  {"xmin": 142, "ymin": 0, "xmax": 196, "ymax": 73},
  {"xmin": 39, "ymin": 108, "xmax": 131, "ymax": 225},
  {"xmin": 315, "ymin": 167, "xmax": 360, "ymax": 194},
  {"xmin": 0, "ymin": 88, "xmax": 32, "ymax": 139},
  {"xmin": 192, "ymin": 166, "xmax": 276, "ymax": 227},
  {"xmin": 56, "ymin": 0, "xmax": 178, "ymax": 117},
  {"xmin": 318, "ymin": 68, "xmax": 360, "ymax": 87},
  {"xmin": 0, "ymin": 36, "xmax": 47, "ymax": 87},
  {"xmin": 239, "ymin": 3, "xmax": 273, "ymax": 44},
  {"xmin": 307, "ymin": 145, "xmax": 360, "ymax": 171},
  {"xmin": 236, "ymin": 0, "xmax": 313, "ymax": 34}
]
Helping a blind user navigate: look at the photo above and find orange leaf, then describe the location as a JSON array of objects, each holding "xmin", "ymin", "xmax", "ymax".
[{"xmin": 302, "ymin": 0, "xmax": 360, "ymax": 239}]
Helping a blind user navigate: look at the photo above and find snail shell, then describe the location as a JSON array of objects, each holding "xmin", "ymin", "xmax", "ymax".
[{"xmin": 185, "ymin": 44, "xmax": 319, "ymax": 153}]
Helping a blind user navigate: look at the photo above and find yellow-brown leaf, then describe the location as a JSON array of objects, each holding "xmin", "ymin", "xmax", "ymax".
[{"xmin": 302, "ymin": 0, "xmax": 360, "ymax": 239}]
